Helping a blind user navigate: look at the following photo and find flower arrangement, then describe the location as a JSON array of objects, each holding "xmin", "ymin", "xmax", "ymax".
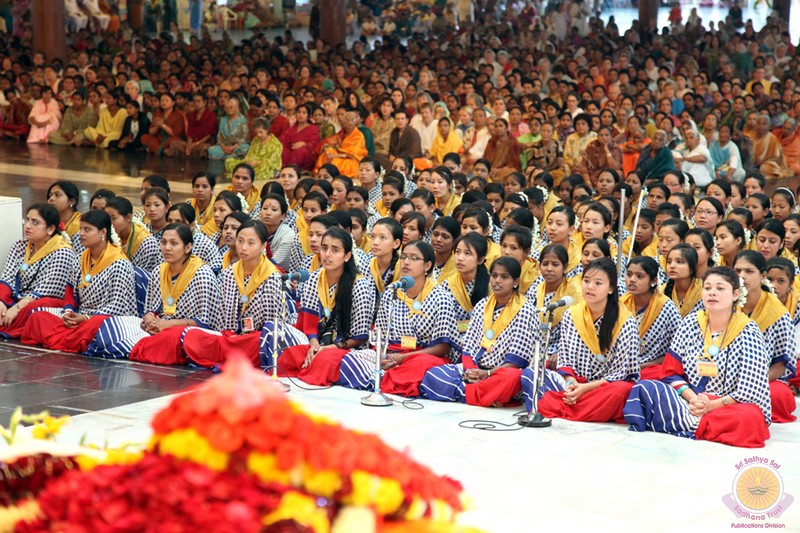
[{"xmin": 8, "ymin": 355, "xmax": 472, "ymax": 532}]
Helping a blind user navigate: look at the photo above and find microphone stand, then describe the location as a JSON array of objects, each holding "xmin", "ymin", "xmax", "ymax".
[
  {"xmin": 617, "ymin": 188, "xmax": 625, "ymax": 277},
  {"xmin": 361, "ymin": 289, "xmax": 395, "ymax": 407},
  {"xmin": 518, "ymin": 308, "xmax": 554, "ymax": 427},
  {"xmin": 270, "ymin": 281, "xmax": 291, "ymax": 392},
  {"xmin": 626, "ymin": 186, "xmax": 648, "ymax": 265}
]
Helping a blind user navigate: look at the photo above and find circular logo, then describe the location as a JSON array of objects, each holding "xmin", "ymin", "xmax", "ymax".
[{"xmin": 733, "ymin": 464, "xmax": 783, "ymax": 512}]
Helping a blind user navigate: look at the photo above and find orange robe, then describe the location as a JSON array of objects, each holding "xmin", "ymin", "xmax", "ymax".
[{"xmin": 315, "ymin": 128, "xmax": 368, "ymax": 178}]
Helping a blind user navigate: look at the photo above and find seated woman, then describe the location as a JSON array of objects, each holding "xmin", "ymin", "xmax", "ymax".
[
  {"xmin": 460, "ymin": 206, "xmax": 500, "ymax": 267},
  {"xmin": 166, "ymin": 204, "xmax": 222, "ymax": 274},
  {"xmin": 86, "ymin": 224, "xmax": 221, "ymax": 362},
  {"xmin": 0, "ymin": 204, "xmax": 76, "ymax": 339},
  {"xmin": 768, "ymin": 258, "xmax": 800, "ymax": 393},
  {"xmin": 189, "ymin": 173, "xmax": 216, "ymax": 229},
  {"xmin": 208, "ymin": 98, "xmax": 250, "ymax": 161},
  {"xmin": 427, "ymin": 117, "xmax": 464, "ymax": 167},
  {"xmin": 264, "ymin": 227, "xmax": 375, "ymax": 384},
  {"xmin": 142, "ymin": 187, "xmax": 171, "ymax": 242},
  {"xmin": 656, "ymin": 218, "xmax": 689, "ymax": 285},
  {"xmin": 200, "ymin": 190, "xmax": 243, "ymax": 239},
  {"xmin": 84, "ymin": 91, "xmax": 126, "ymax": 148},
  {"xmin": 141, "ymin": 93, "xmax": 186, "ymax": 155},
  {"xmin": 734, "ymin": 251, "xmax": 797, "ymax": 423},
  {"xmin": 524, "ymin": 243, "xmax": 582, "ymax": 358},
  {"xmin": 624, "ymin": 267, "xmax": 773, "ymax": 448},
  {"xmin": 315, "ymin": 111, "xmax": 368, "ymax": 179},
  {"xmin": 361, "ymin": 217, "xmax": 403, "ymax": 301},
  {"xmin": 227, "ymin": 162, "xmax": 261, "ymax": 217},
  {"xmin": 182, "ymin": 220, "xmax": 290, "ymax": 368},
  {"xmin": 27, "ymin": 88, "xmax": 61, "ymax": 144},
  {"xmin": 430, "ymin": 216, "xmax": 460, "ymax": 282},
  {"xmin": 538, "ymin": 206, "xmax": 581, "ymax": 279},
  {"xmin": 20, "ymin": 210, "xmax": 136, "ymax": 353},
  {"xmin": 259, "ymin": 193, "xmax": 298, "ymax": 272},
  {"xmin": 339, "ymin": 240, "xmax": 460, "ymax": 395},
  {"xmin": 224, "ymin": 117, "xmax": 282, "ymax": 181},
  {"xmin": 292, "ymin": 192, "xmax": 329, "ymax": 260},
  {"xmin": 105, "ymin": 197, "xmax": 161, "ymax": 273},
  {"xmin": 430, "ymin": 166, "xmax": 462, "ymax": 217},
  {"xmin": 663, "ymin": 243, "xmax": 704, "ymax": 317},
  {"xmin": 621, "ymin": 256, "xmax": 682, "ymax": 380},
  {"xmin": 219, "ymin": 212, "xmax": 251, "ymax": 269},
  {"xmin": 521, "ymin": 258, "xmax": 639, "ymax": 422},
  {"xmin": 108, "ymin": 100, "xmax": 150, "ymax": 152},
  {"xmin": 420, "ymin": 256, "xmax": 538, "ymax": 406},
  {"xmin": 501, "ymin": 224, "xmax": 539, "ymax": 294},
  {"xmin": 47, "ymin": 180, "xmax": 82, "ymax": 237},
  {"xmin": 165, "ymin": 93, "xmax": 218, "ymax": 158},
  {"xmin": 279, "ymin": 103, "xmax": 320, "ymax": 171},
  {"xmin": 630, "ymin": 209, "xmax": 659, "ymax": 258}
]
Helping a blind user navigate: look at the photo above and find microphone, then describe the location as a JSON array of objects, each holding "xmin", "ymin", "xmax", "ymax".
[
  {"xmin": 537, "ymin": 295, "xmax": 574, "ymax": 313},
  {"xmin": 281, "ymin": 269, "xmax": 310, "ymax": 282},
  {"xmin": 387, "ymin": 276, "xmax": 414, "ymax": 291}
]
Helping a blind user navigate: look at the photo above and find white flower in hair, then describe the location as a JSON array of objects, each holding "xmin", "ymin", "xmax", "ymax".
[
  {"xmin": 535, "ymin": 185, "xmax": 549, "ymax": 204},
  {"xmin": 532, "ymin": 217, "xmax": 540, "ymax": 248},
  {"xmin": 711, "ymin": 245, "xmax": 721, "ymax": 266},
  {"xmin": 486, "ymin": 215, "xmax": 495, "ymax": 236},
  {"xmin": 518, "ymin": 191, "xmax": 529, "ymax": 204},
  {"xmin": 763, "ymin": 277, "xmax": 776, "ymax": 295},
  {"xmin": 236, "ymin": 192, "xmax": 250, "ymax": 211},
  {"xmin": 738, "ymin": 277, "xmax": 748, "ymax": 308},
  {"xmin": 743, "ymin": 228, "xmax": 752, "ymax": 245},
  {"xmin": 109, "ymin": 224, "xmax": 121, "ymax": 247}
]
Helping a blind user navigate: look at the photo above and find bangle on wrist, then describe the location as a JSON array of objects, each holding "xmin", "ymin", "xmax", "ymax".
[
  {"xmin": 565, "ymin": 379, "xmax": 577, "ymax": 387},
  {"xmin": 676, "ymin": 384, "xmax": 690, "ymax": 396},
  {"xmin": 721, "ymin": 396, "xmax": 730, "ymax": 406},
  {"xmin": 487, "ymin": 369, "xmax": 492, "ymax": 378}
]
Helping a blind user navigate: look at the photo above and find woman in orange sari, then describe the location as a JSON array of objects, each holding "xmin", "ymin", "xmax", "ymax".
[{"xmin": 315, "ymin": 111, "xmax": 367, "ymax": 178}]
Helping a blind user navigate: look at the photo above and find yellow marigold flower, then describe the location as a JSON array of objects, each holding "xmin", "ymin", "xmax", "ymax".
[
  {"xmin": 76, "ymin": 449, "xmax": 144, "ymax": 471},
  {"xmin": 30, "ymin": 415, "xmax": 69, "ymax": 440},
  {"xmin": 331, "ymin": 506, "xmax": 375, "ymax": 533},
  {"xmin": 247, "ymin": 452, "xmax": 291, "ymax": 485},
  {"xmin": 262, "ymin": 491, "xmax": 330, "ymax": 533},
  {"xmin": 345, "ymin": 472, "xmax": 404, "ymax": 515},
  {"xmin": 0, "ymin": 500, "xmax": 42, "ymax": 532},
  {"xmin": 404, "ymin": 497, "xmax": 428, "ymax": 521},
  {"xmin": 156, "ymin": 428, "xmax": 229, "ymax": 471},
  {"xmin": 302, "ymin": 466, "xmax": 342, "ymax": 498},
  {"xmin": 429, "ymin": 499, "xmax": 455, "ymax": 523}
]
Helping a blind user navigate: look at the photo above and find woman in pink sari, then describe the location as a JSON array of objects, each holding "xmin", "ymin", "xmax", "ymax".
[
  {"xmin": 279, "ymin": 103, "xmax": 320, "ymax": 171},
  {"xmin": 27, "ymin": 88, "xmax": 62, "ymax": 144}
]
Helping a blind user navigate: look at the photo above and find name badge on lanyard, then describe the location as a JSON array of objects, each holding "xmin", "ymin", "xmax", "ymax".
[
  {"xmin": 697, "ymin": 360, "xmax": 718, "ymax": 377},
  {"xmin": 401, "ymin": 335, "xmax": 417, "ymax": 350}
]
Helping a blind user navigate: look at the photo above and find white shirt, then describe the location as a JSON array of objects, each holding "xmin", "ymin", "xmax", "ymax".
[
  {"xmin": 680, "ymin": 144, "xmax": 714, "ymax": 187},
  {"xmin": 410, "ymin": 115, "xmax": 438, "ymax": 152}
]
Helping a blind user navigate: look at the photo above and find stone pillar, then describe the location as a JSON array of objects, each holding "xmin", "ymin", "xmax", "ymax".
[
  {"xmin": 320, "ymin": 0, "xmax": 346, "ymax": 47},
  {"xmin": 128, "ymin": 0, "xmax": 145, "ymax": 30},
  {"xmin": 638, "ymin": 0, "xmax": 658, "ymax": 32},
  {"xmin": 31, "ymin": 0, "xmax": 66, "ymax": 62}
]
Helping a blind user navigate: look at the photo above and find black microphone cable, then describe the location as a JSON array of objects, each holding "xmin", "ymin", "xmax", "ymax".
[{"xmin": 458, "ymin": 409, "xmax": 529, "ymax": 432}]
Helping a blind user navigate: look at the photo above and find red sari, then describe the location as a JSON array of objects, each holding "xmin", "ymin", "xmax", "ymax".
[{"xmin": 279, "ymin": 123, "xmax": 320, "ymax": 171}]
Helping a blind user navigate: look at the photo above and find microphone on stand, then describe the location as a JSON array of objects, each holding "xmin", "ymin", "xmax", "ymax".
[
  {"xmin": 537, "ymin": 296, "xmax": 574, "ymax": 314},
  {"xmin": 387, "ymin": 276, "xmax": 414, "ymax": 291},
  {"xmin": 281, "ymin": 269, "xmax": 311, "ymax": 282}
]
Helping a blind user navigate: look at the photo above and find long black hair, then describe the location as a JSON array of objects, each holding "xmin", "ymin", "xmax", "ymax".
[
  {"xmin": 582, "ymin": 257, "xmax": 619, "ymax": 354},
  {"xmin": 663, "ymin": 243, "xmax": 698, "ymax": 299},
  {"xmin": 372, "ymin": 217, "xmax": 403, "ymax": 274},
  {"xmin": 322, "ymin": 227, "xmax": 358, "ymax": 340},
  {"xmin": 686, "ymin": 228, "xmax": 715, "ymax": 267},
  {"xmin": 81, "ymin": 209, "xmax": 112, "ymax": 238},
  {"xmin": 735, "ymin": 249, "xmax": 772, "ymax": 294},
  {"xmin": 454, "ymin": 232, "xmax": 489, "ymax": 305},
  {"xmin": 627, "ymin": 256, "xmax": 660, "ymax": 293}
]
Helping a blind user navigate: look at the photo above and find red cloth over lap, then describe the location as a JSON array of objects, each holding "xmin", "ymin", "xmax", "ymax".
[
  {"xmin": 694, "ymin": 395, "xmax": 771, "ymax": 448},
  {"xmin": 538, "ymin": 380, "xmax": 634, "ymax": 423},
  {"xmin": 182, "ymin": 329, "xmax": 261, "ymax": 368},
  {"xmin": 0, "ymin": 297, "xmax": 65, "ymax": 339},
  {"xmin": 466, "ymin": 367, "xmax": 523, "ymax": 407},
  {"xmin": 129, "ymin": 327, "xmax": 189, "ymax": 365},
  {"xmin": 769, "ymin": 380, "xmax": 797, "ymax": 423},
  {"xmin": 297, "ymin": 347, "xmax": 349, "ymax": 385},
  {"xmin": 20, "ymin": 312, "xmax": 109, "ymax": 353},
  {"xmin": 639, "ymin": 363, "xmax": 663, "ymax": 381},
  {"xmin": 381, "ymin": 349, "xmax": 446, "ymax": 397}
]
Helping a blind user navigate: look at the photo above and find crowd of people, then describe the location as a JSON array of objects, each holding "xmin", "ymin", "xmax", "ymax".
[{"xmin": 0, "ymin": 3, "xmax": 799, "ymax": 448}]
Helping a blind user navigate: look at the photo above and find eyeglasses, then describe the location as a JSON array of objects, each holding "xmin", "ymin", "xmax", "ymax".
[
  {"xmin": 695, "ymin": 209, "xmax": 718, "ymax": 217},
  {"xmin": 23, "ymin": 218, "xmax": 43, "ymax": 227},
  {"xmin": 399, "ymin": 254, "xmax": 425, "ymax": 262}
]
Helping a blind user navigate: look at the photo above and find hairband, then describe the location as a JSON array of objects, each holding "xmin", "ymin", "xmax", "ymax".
[{"xmin": 775, "ymin": 187, "xmax": 796, "ymax": 204}]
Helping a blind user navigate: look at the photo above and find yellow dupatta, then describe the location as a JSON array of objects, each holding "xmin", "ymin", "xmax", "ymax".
[
  {"xmin": 159, "ymin": 255, "xmax": 205, "ymax": 316},
  {"xmin": 191, "ymin": 196, "xmax": 216, "ymax": 227},
  {"xmin": 566, "ymin": 240, "xmax": 581, "ymax": 273},
  {"xmin": 435, "ymin": 255, "xmax": 457, "ymax": 283},
  {"xmin": 658, "ymin": 254, "xmax": 667, "ymax": 272},
  {"xmin": 221, "ymin": 250, "xmax": 236, "ymax": 270},
  {"xmin": 200, "ymin": 219, "xmax": 219, "ymax": 237},
  {"xmin": 445, "ymin": 272, "xmax": 473, "ymax": 312},
  {"xmin": 227, "ymin": 185, "xmax": 261, "ymax": 212},
  {"xmin": 375, "ymin": 200, "xmax": 389, "ymax": 217},
  {"xmin": 748, "ymin": 290, "xmax": 787, "ymax": 333},
  {"xmin": 520, "ymin": 258, "xmax": 540, "ymax": 294},
  {"xmin": 369, "ymin": 257, "xmax": 400, "ymax": 293},
  {"xmin": 543, "ymin": 193, "xmax": 560, "ymax": 221},
  {"xmin": 309, "ymin": 254, "xmax": 321, "ymax": 272},
  {"xmin": 297, "ymin": 214, "xmax": 312, "ymax": 255},
  {"xmin": 396, "ymin": 278, "xmax": 436, "ymax": 315},
  {"xmin": 663, "ymin": 278, "xmax": 703, "ymax": 318},
  {"xmin": 572, "ymin": 300, "xmax": 633, "ymax": 356},
  {"xmin": 317, "ymin": 268, "xmax": 337, "ymax": 319},
  {"xmin": 79, "ymin": 244, "xmax": 128, "ymax": 288},
  {"xmin": 234, "ymin": 254, "xmax": 279, "ymax": 311},
  {"xmin": 479, "ymin": 292, "xmax": 527, "ymax": 351},
  {"xmin": 359, "ymin": 233, "xmax": 371, "ymax": 253},
  {"xmin": 430, "ymin": 127, "xmax": 464, "ymax": 164},
  {"xmin": 536, "ymin": 277, "xmax": 581, "ymax": 326},
  {"xmin": 621, "ymin": 291, "xmax": 669, "ymax": 337},
  {"xmin": 435, "ymin": 194, "xmax": 462, "ymax": 217},
  {"xmin": 783, "ymin": 290, "xmax": 799, "ymax": 320},
  {"xmin": 123, "ymin": 222, "xmax": 151, "ymax": 259},
  {"xmin": 486, "ymin": 239, "xmax": 501, "ymax": 268},
  {"xmin": 639, "ymin": 237, "xmax": 659, "ymax": 258},
  {"xmin": 22, "ymin": 235, "xmax": 72, "ymax": 269},
  {"xmin": 64, "ymin": 211, "xmax": 82, "ymax": 237},
  {"xmin": 696, "ymin": 308, "xmax": 751, "ymax": 354}
]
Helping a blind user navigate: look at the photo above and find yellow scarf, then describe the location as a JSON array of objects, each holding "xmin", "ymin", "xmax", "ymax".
[
  {"xmin": 435, "ymin": 193, "xmax": 462, "ymax": 217},
  {"xmin": 621, "ymin": 291, "xmax": 669, "ymax": 337},
  {"xmin": 159, "ymin": 255, "xmax": 205, "ymax": 316},
  {"xmin": 317, "ymin": 268, "xmax": 337, "ymax": 319},
  {"xmin": 369, "ymin": 257, "xmax": 400, "ymax": 293},
  {"xmin": 638, "ymin": 237, "xmax": 659, "ymax": 258},
  {"xmin": 297, "ymin": 215, "xmax": 311, "ymax": 255},
  {"xmin": 543, "ymin": 193, "xmax": 559, "ymax": 221},
  {"xmin": 79, "ymin": 244, "xmax": 128, "ymax": 289},
  {"xmin": 520, "ymin": 258, "xmax": 539, "ymax": 294},
  {"xmin": 783, "ymin": 290, "xmax": 799, "ymax": 320},
  {"xmin": 480, "ymin": 292, "xmax": 526, "ymax": 351},
  {"xmin": 234, "ymin": 254, "xmax": 279, "ymax": 311},
  {"xmin": 658, "ymin": 254, "xmax": 667, "ymax": 273},
  {"xmin": 696, "ymin": 308, "xmax": 751, "ymax": 353},
  {"xmin": 445, "ymin": 272, "xmax": 473, "ymax": 312},
  {"xmin": 572, "ymin": 300, "xmax": 633, "ymax": 356},
  {"xmin": 123, "ymin": 222, "xmax": 150, "ymax": 259},
  {"xmin": 486, "ymin": 239, "xmax": 501, "ymax": 268},
  {"xmin": 221, "ymin": 250, "xmax": 236, "ymax": 270},
  {"xmin": 227, "ymin": 185, "xmax": 261, "ymax": 212},
  {"xmin": 359, "ymin": 232, "xmax": 371, "ymax": 253},
  {"xmin": 748, "ymin": 290, "xmax": 787, "ymax": 333},
  {"xmin": 64, "ymin": 211, "xmax": 82, "ymax": 237},
  {"xmin": 396, "ymin": 277, "xmax": 436, "ymax": 315},
  {"xmin": 536, "ymin": 277, "xmax": 581, "ymax": 326},
  {"xmin": 191, "ymin": 196, "xmax": 216, "ymax": 227},
  {"xmin": 375, "ymin": 199, "xmax": 389, "ymax": 217},
  {"xmin": 780, "ymin": 247, "xmax": 799, "ymax": 266},
  {"xmin": 566, "ymin": 240, "xmax": 581, "ymax": 274},
  {"xmin": 22, "ymin": 235, "xmax": 71, "ymax": 268},
  {"xmin": 664, "ymin": 277, "xmax": 703, "ymax": 317},
  {"xmin": 200, "ymin": 219, "xmax": 219, "ymax": 237},
  {"xmin": 435, "ymin": 255, "xmax": 457, "ymax": 283}
]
